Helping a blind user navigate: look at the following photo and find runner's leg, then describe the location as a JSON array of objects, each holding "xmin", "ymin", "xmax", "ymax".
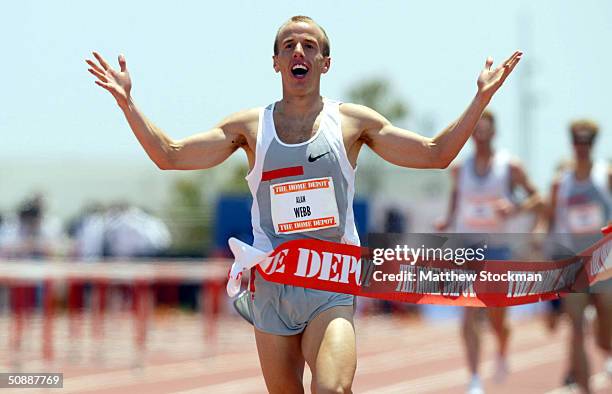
[
  {"xmin": 488, "ymin": 307, "xmax": 510, "ymax": 382},
  {"xmin": 488, "ymin": 307, "xmax": 509, "ymax": 355},
  {"xmin": 462, "ymin": 307, "xmax": 481, "ymax": 376},
  {"xmin": 592, "ymin": 293, "xmax": 611, "ymax": 354},
  {"xmin": 301, "ymin": 305, "xmax": 356, "ymax": 394},
  {"xmin": 254, "ymin": 328, "xmax": 305, "ymax": 394},
  {"xmin": 591, "ymin": 292, "xmax": 612, "ymax": 376},
  {"xmin": 565, "ymin": 293, "xmax": 590, "ymax": 393},
  {"xmin": 463, "ymin": 307, "xmax": 485, "ymax": 393}
]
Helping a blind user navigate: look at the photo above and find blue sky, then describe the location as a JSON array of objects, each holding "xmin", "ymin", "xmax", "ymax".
[{"xmin": 3, "ymin": 0, "xmax": 611, "ymax": 188}]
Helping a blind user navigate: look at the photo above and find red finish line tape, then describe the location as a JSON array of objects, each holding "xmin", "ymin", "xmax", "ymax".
[{"xmin": 229, "ymin": 233, "xmax": 612, "ymax": 308}]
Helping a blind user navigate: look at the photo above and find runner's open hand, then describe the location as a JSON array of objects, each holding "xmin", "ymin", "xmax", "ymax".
[
  {"xmin": 477, "ymin": 51, "xmax": 522, "ymax": 100},
  {"xmin": 86, "ymin": 51, "xmax": 132, "ymax": 109}
]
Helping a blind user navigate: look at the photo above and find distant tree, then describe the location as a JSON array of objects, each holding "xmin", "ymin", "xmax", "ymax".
[
  {"xmin": 347, "ymin": 79, "xmax": 408, "ymax": 123},
  {"xmin": 347, "ymin": 78, "xmax": 410, "ymax": 194},
  {"xmin": 165, "ymin": 176, "xmax": 211, "ymax": 256},
  {"xmin": 219, "ymin": 164, "xmax": 251, "ymax": 195}
]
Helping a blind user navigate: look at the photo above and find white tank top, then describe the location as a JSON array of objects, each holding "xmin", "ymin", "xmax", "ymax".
[
  {"xmin": 245, "ymin": 98, "xmax": 359, "ymax": 253},
  {"xmin": 554, "ymin": 160, "xmax": 611, "ymax": 235},
  {"xmin": 455, "ymin": 151, "xmax": 512, "ymax": 233}
]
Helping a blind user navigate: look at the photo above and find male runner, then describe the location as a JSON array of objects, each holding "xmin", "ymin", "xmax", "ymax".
[
  {"xmin": 87, "ymin": 15, "xmax": 522, "ymax": 394},
  {"xmin": 436, "ymin": 110, "xmax": 542, "ymax": 394},
  {"xmin": 549, "ymin": 119, "xmax": 611, "ymax": 394}
]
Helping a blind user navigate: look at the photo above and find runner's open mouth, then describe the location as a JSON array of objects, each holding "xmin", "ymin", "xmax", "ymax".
[{"xmin": 291, "ymin": 64, "xmax": 309, "ymax": 78}]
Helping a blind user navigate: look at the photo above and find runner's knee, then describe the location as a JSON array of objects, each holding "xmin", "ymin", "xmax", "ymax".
[
  {"xmin": 266, "ymin": 377, "xmax": 304, "ymax": 394},
  {"xmin": 313, "ymin": 379, "xmax": 352, "ymax": 394}
]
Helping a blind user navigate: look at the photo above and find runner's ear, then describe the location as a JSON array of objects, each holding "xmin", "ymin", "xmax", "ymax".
[
  {"xmin": 321, "ymin": 57, "xmax": 331, "ymax": 74},
  {"xmin": 273, "ymin": 56, "xmax": 280, "ymax": 73}
]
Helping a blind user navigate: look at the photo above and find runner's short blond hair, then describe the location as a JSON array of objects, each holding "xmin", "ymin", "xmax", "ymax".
[
  {"xmin": 273, "ymin": 16, "xmax": 330, "ymax": 57},
  {"xmin": 570, "ymin": 119, "xmax": 599, "ymax": 136}
]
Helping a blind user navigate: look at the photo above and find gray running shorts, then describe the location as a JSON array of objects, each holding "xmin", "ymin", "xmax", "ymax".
[{"xmin": 248, "ymin": 270, "xmax": 355, "ymax": 336}]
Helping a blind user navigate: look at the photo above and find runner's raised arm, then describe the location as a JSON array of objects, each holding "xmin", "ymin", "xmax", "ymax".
[
  {"xmin": 341, "ymin": 51, "xmax": 523, "ymax": 169},
  {"xmin": 86, "ymin": 51, "xmax": 257, "ymax": 170}
]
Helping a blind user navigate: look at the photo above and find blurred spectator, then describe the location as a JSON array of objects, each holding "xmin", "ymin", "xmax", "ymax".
[
  {"xmin": 0, "ymin": 194, "xmax": 64, "ymax": 313},
  {"xmin": 103, "ymin": 203, "xmax": 173, "ymax": 312},
  {"xmin": 103, "ymin": 203, "xmax": 171, "ymax": 258},
  {"xmin": 0, "ymin": 194, "xmax": 64, "ymax": 259},
  {"xmin": 70, "ymin": 203, "xmax": 107, "ymax": 261}
]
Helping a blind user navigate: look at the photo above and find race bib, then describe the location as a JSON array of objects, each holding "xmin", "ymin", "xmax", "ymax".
[
  {"xmin": 568, "ymin": 203, "xmax": 604, "ymax": 233},
  {"xmin": 270, "ymin": 177, "xmax": 340, "ymax": 234},
  {"xmin": 462, "ymin": 197, "xmax": 501, "ymax": 228}
]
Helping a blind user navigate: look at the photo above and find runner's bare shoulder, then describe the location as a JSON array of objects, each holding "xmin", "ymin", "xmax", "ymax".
[
  {"xmin": 338, "ymin": 102, "xmax": 386, "ymax": 142},
  {"xmin": 338, "ymin": 102, "xmax": 385, "ymax": 126},
  {"xmin": 219, "ymin": 108, "xmax": 261, "ymax": 149}
]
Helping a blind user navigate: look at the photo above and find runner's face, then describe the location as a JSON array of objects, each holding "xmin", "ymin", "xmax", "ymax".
[
  {"xmin": 273, "ymin": 21, "xmax": 330, "ymax": 94},
  {"xmin": 472, "ymin": 118, "xmax": 494, "ymax": 145},
  {"xmin": 571, "ymin": 130, "xmax": 595, "ymax": 161}
]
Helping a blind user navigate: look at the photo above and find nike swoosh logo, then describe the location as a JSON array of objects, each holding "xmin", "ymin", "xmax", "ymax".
[{"xmin": 308, "ymin": 151, "xmax": 330, "ymax": 162}]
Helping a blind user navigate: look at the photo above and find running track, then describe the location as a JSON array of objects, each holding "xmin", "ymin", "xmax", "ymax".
[{"xmin": 1, "ymin": 311, "xmax": 609, "ymax": 393}]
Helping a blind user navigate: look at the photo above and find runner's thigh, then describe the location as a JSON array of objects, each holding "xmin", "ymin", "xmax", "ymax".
[
  {"xmin": 301, "ymin": 305, "xmax": 356, "ymax": 393},
  {"xmin": 254, "ymin": 328, "xmax": 305, "ymax": 394}
]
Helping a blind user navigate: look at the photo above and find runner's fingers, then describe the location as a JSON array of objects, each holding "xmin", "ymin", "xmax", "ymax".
[
  {"xmin": 500, "ymin": 55, "xmax": 522, "ymax": 80},
  {"xmin": 93, "ymin": 51, "xmax": 111, "ymax": 70},
  {"xmin": 94, "ymin": 80, "xmax": 115, "ymax": 93},
  {"xmin": 510, "ymin": 53, "xmax": 522, "ymax": 68},
  {"xmin": 503, "ymin": 51, "xmax": 522, "ymax": 68},
  {"xmin": 118, "ymin": 54, "xmax": 127, "ymax": 72},
  {"xmin": 85, "ymin": 59, "xmax": 105, "ymax": 75},
  {"xmin": 503, "ymin": 51, "xmax": 518, "ymax": 66},
  {"xmin": 506, "ymin": 57, "xmax": 521, "ymax": 74},
  {"xmin": 88, "ymin": 67, "xmax": 108, "ymax": 82}
]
